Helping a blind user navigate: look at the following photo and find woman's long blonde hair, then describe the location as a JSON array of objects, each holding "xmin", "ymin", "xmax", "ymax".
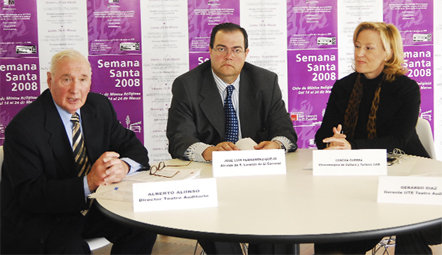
[{"xmin": 353, "ymin": 22, "xmax": 406, "ymax": 82}]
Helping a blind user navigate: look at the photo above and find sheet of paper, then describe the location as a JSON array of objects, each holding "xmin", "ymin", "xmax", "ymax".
[{"xmin": 235, "ymin": 137, "xmax": 257, "ymax": 150}]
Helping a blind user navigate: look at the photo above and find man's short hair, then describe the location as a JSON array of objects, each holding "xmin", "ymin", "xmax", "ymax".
[{"xmin": 209, "ymin": 22, "xmax": 248, "ymax": 50}]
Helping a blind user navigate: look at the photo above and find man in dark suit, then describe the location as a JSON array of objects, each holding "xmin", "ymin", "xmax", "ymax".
[
  {"xmin": 167, "ymin": 23, "xmax": 298, "ymax": 254},
  {"xmin": 1, "ymin": 49, "xmax": 157, "ymax": 254},
  {"xmin": 167, "ymin": 22, "xmax": 297, "ymax": 162}
]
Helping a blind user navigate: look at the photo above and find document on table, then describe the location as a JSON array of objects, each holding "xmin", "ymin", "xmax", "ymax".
[
  {"xmin": 235, "ymin": 137, "xmax": 257, "ymax": 150},
  {"xmin": 89, "ymin": 168, "xmax": 201, "ymax": 201}
]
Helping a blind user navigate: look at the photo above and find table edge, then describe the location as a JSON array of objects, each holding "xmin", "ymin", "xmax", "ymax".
[{"xmin": 96, "ymin": 201, "xmax": 441, "ymax": 243}]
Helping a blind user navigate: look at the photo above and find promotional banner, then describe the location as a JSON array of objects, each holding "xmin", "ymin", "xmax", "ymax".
[
  {"xmin": 187, "ymin": 0, "xmax": 240, "ymax": 69},
  {"xmin": 0, "ymin": 0, "xmax": 440, "ymax": 161},
  {"xmin": 36, "ymin": 0, "xmax": 89, "ymax": 89},
  {"xmin": 0, "ymin": 0, "xmax": 40, "ymax": 145},
  {"xmin": 384, "ymin": 0, "xmax": 434, "ymax": 131},
  {"xmin": 287, "ymin": 0, "xmax": 338, "ymax": 148},
  {"xmin": 140, "ymin": 0, "xmax": 189, "ymax": 160},
  {"xmin": 240, "ymin": 0, "xmax": 288, "ymax": 100},
  {"xmin": 87, "ymin": 0, "xmax": 144, "ymax": 142}
]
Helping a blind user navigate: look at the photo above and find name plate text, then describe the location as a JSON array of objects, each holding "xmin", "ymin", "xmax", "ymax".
[
  {"xmin": 133, "ymin": 178, "xmax": 218, "ymax": 212},
  {"xmin": 378, "ymin": 176, "xmax": 442, "ymax": 205},
  {"xmin": 212, "ymin": 149, "xmax": 286, "ymax": 177},
  {"xmin": 313, "ymin": 149, "xmax": 387, "ymax": 176}
]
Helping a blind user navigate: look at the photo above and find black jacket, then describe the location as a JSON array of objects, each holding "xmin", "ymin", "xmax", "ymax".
[
  {"xmin": 167, "ymin": 60, "xmax": 298, "ymax": 159},
  {"xmin": 1, "ymin": 89, "xmax": 149, "ymax": 252},
  {"xmin": 315, "ymin": 72, "xmax": 429, "ymax": 157}
]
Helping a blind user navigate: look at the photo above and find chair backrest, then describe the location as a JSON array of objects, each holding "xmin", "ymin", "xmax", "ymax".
[{"xmin": 416, "ymin": 117, "xmax": 436, "ymax": 159}]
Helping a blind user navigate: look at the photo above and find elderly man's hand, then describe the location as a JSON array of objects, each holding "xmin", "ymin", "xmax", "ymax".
[{"xmin": 87, "ymin": 151, "xmax": 129, "ymax": 191}]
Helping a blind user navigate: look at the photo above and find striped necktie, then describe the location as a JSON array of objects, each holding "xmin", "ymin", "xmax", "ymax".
[
  {"xmin": 71, "ymin": 113, "xmax": 91, "ymax": 177},
  {"xmin": 224, "ymin": 85, "xmax": 239, "ymax": 143}
]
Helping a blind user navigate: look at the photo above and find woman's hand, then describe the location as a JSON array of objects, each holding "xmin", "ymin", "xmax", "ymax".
[{"xmin": 322, "ymin": 124, "xmax": 352, "ymax": 150}]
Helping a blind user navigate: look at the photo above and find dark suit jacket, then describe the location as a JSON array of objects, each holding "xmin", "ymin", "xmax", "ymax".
[
  {"xmin": 167, "ymin": 60, "xmax": 297, "ymax": 159},
  {"xmin": 1, "ymin": 89, "xmax": 149, "ymax": 251},
  {"xmin": 315, "ymin": 72, "xmax": 429, "ymax": 157}
]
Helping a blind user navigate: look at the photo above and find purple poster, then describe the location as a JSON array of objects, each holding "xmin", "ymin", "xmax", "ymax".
[
  {"xmin": 383, "ymin": 0, "xmax": 433, "ymax": 46},
  {"xmin": 384, "ymin": 0, "xmax": 434, "ymax": 130},
  {"xmin": 0, "ymin": 0, "xmax": 39, "ymax": 145},
  {"xmin": 87, "ymin": 0, "xmax": 142, "ymax": 56},
  {"xmin": 0, "ymin": 0, "xmax": 38, "ymax": 58},
  {"xmin": 404, "ymin": 44, "xmax": 433, "ymax": 126},
  {"xmin": 187, "ymin": 0, "xmax": 240, "ymax": 69},
  {"xmin": 89, "ymin": 54, "xmax": 144, "ymax": 142},
  {"xmin": 287, "ymin": 0, "xmax": 337, "ymax": 51},
  {"xmin": 0, "ymin": 58, "xmax": 40, "ymax": 145},
  {"xmin": 287, "ymin": 0, "xmax": 338, "ymax": 148},
  {"xmin": 87, "ymin": 0, "xmax": 144, "ymax": 143}
]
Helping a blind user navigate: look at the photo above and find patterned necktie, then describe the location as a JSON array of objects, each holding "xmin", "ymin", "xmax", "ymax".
[
  {"xmin": 224, "ymin": 85, "xmax": 239, "ymax": 143},
  {"xmin": 71, "ymin": 113, "xmax": 91, "ymax": 177}
]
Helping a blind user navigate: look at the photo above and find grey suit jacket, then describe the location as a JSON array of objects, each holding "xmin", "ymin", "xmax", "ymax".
[
  {"xmin": 167, "ymin": 60, "xmax": 297, "ymax": 159},
  {"xmin": 1, "ymin": 89, "xmax": 149, "ymax": 251}
]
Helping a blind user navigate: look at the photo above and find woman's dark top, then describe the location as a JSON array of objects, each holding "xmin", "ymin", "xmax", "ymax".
[{"xmin": 315, "ymin": 72, "xmax": 429, "ymax": 157}]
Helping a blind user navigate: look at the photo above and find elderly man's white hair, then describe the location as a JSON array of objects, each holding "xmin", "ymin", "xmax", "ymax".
[{"xmin": 49, "ymin": 49, "xmax": 91, "ymax": 74}]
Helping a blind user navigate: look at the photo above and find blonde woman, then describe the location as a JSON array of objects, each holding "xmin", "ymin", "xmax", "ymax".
[
  {"xmin": 315, "ymin": 22, "xmax": 428, "ymax": 157},
  {"xmin": 314, "ymin": 22, "xmax": 439, "ymax": 254}
]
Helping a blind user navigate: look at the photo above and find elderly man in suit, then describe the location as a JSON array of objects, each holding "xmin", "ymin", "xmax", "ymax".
[
  {"xmin": 167, "ymin": 22, "xmax": 298, "ymax": 254},
  {"xmin": 1, "ymin": 49, "xmax": 157, "ymax": 254}
]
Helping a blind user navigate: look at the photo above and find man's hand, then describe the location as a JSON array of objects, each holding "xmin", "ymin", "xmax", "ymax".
[
  {"xmin": 254, "ymin": 141, "xmax": 281, "ymax": 150},
  {"xmin": 202, "ymin": 142, "xmax": 239, "ymax": 161},
  {"xmin": 86, "ymin": 151, "xmax": 129, "ymax": 191}
]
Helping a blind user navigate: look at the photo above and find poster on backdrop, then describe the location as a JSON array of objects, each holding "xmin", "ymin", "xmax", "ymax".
[
  {"xmin": 187, "ymin": 0, "xmax": 240, "ymax": 69},
  {"xmin": 383, "ymin": 0, "xmax": 434, "ymax": 131},
  {"xmin": 36, "ymin": 0, "xmax": 89, "ymax": 88},
  {"xmin": 87, "ymin": 0, "xmax": 144, "ymax": 143},
  {"xmin": 0, "ymin": 0, "xmax": 40, "ymax": 145},
  {"xmin": 0, "ymin": 0, "xmax": 440, "ymax": 160},
  {"xmin": 287, "ymin": 0, "xmax": 338, "ymax": 148},
  {"xmin": 337, "ymin": 0, "xmax": 383, "ymax": 78},
  {"xmin": 140, "ymin": 0, "xmax": 189, "ymax": 161},
  {"xmin": 240, "ymin": 0, "xmax": 289, "ymax": 101}
]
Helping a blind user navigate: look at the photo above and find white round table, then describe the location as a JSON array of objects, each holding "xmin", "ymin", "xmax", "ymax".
[{"xmin": 96, "ymin": 149, "xmax": 442, "ymax": 243}]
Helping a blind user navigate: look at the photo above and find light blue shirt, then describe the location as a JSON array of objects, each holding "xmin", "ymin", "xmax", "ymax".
[{"xmin": 53, "ymin": 102, "xmax": 140, "ymax": 198}]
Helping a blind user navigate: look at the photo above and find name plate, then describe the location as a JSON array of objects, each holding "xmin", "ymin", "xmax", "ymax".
[
  {"xmin": 132, "ymin": 178, "xmax": 218, "ymax": 212},
  {"xmin": 378, "ymin": 176, "xmax": 442, "ymax": 205},
  {"xmin": 212, "ymin": 149, "xmax": 286, "ymax": 177},
  {"xmin": 313, "ymin": 149, "xmax": 387, "ymax": 176}
]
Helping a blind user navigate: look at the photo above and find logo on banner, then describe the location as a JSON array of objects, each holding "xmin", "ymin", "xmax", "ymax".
[
  {"xmin": 125, "ymin": 115, "xmax": 142, "ymax": 133},
  {"xmin": 317, "ymin": 37, "xmax": 336, "ymax": 46}
]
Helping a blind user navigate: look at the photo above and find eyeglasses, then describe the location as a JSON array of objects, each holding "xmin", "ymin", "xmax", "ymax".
[
  {"xmin": 212, "ymin": 46, "xmax": 245, "ymax": 56},
  {"xmin": 149, "ymin": 161, "xmax": 192, "ymax": 178}
]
